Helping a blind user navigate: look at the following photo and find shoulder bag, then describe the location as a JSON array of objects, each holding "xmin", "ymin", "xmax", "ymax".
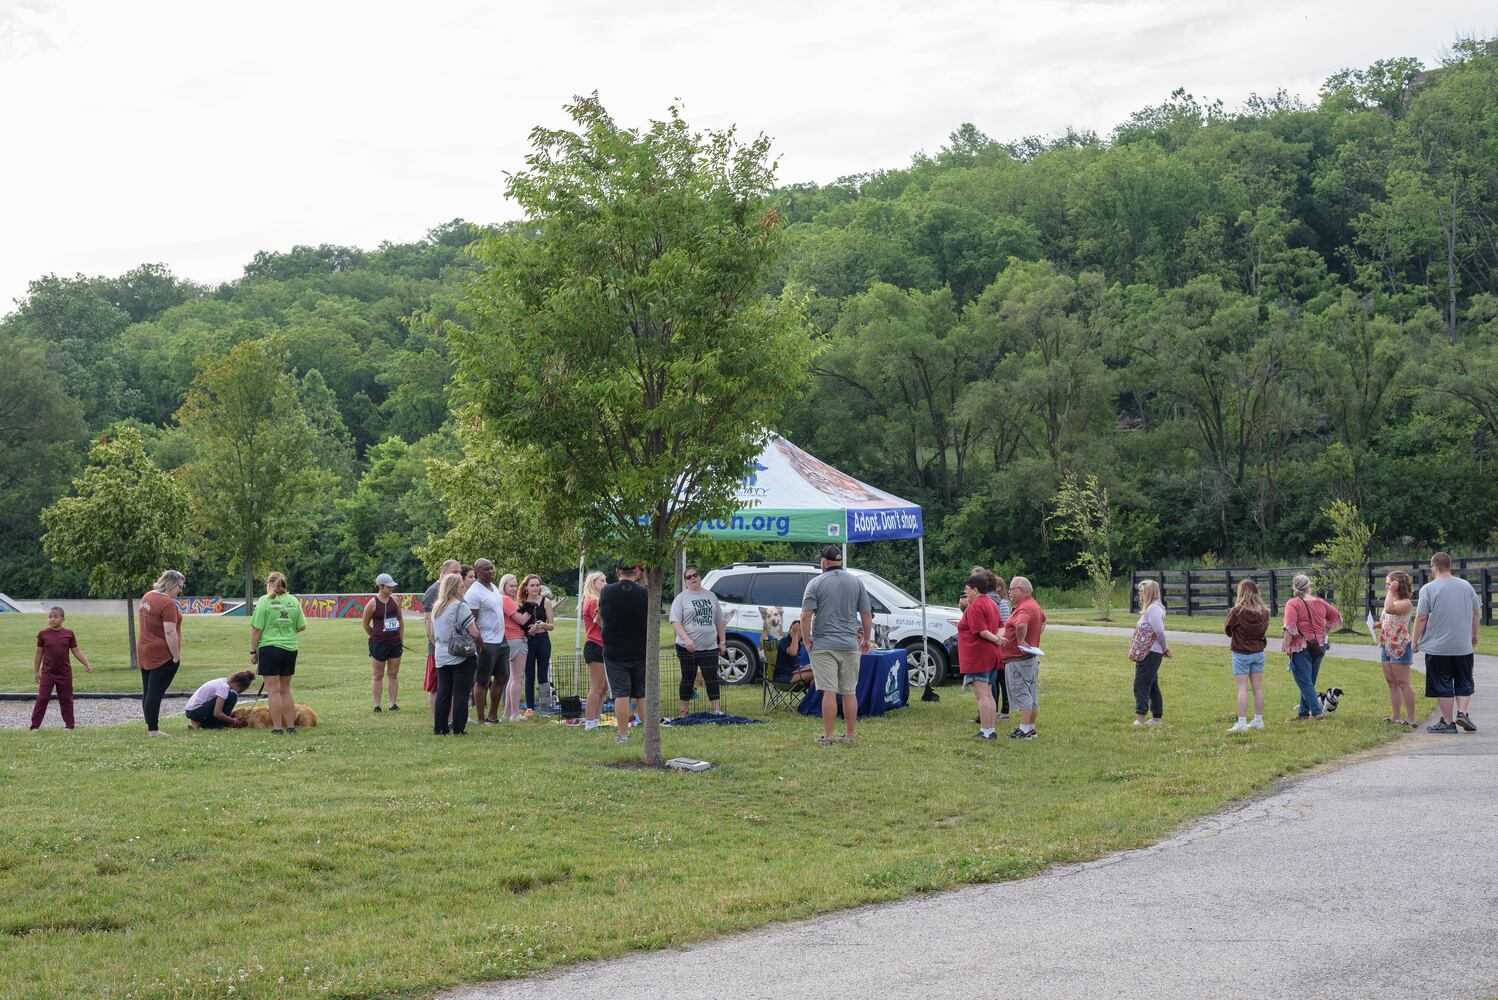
[
  {"xmin": 446, "ymin": 602, "xmax": 477, "ymax": 659},
  {"xmin": 1296, "ymin": 597, "xmax": 1327, "ymax": 658},
  {"xmin": 1127, "ymin": 621, "xmax": 1154, "ymax": 662}
]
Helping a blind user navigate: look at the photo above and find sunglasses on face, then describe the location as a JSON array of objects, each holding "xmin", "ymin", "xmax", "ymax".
[{"xmin": 684, "ymin": 573, "xmax": 699, "ymax": 581}]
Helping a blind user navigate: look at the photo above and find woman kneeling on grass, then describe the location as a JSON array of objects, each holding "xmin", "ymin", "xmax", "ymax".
[
  {"xmin": 250, "ymin": 571, "xmax": 308, "ymax": 735},
  {"xmin": 1373, "ymin": 570, "xmax": 1418, "ymax": 727},
  {"xmin": 1224, "ymin": 579, "xmax": 1268, "ymax": 732},
  {"xmin": 185, "ymin": 671, "xmax": 255, "ymax": 729}
]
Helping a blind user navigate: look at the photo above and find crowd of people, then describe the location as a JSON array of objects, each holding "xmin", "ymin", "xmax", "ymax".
[
  {"xmin": 1122, "ymin": 553, "xmax": 1479, "ymax": 735},
  {"xmin": 23, "ymin": 552, "xmax": 1483, "ymax": 743}
]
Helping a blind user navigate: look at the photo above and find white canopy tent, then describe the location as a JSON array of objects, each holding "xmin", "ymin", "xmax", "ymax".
[{"xmin": 574, "ymin": 436, "xmax": 934, "ymax": 675}]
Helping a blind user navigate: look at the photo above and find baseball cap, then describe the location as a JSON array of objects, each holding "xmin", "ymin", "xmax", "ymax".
[
  {"xmin": 818, "ymin": 544, "xmax": 843, "ymax": 562},
  {"xmin": 374, "ymin": 573, "xmax": 398, "ymax": 588}
]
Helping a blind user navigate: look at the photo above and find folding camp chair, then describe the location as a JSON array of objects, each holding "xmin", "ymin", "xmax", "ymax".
[{"xmin": 761, "ymin": 644, "xmax": 807, "ymax": 712}]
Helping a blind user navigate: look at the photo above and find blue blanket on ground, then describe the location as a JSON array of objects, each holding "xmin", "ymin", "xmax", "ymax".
[{"xmin": 661, "ymin": 712, "xmax": 766, "ymax": 726}]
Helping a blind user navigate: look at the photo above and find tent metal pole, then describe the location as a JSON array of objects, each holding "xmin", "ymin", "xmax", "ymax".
[
  {"xmin": 842, "ymin": 541, "xmax": 848, "ymax": 566},
  {"xmin": 575, "ymin": 550, "xmax": 585, "ymax": 693},
  {"xmin": 918, "ymin": 536, "xmax": 929, "ymax": 682}
]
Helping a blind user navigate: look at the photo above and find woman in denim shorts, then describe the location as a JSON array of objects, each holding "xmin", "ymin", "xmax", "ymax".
[
  {"xmin": 1224, "ymin": 579, "xmax": 1269, "ymax": 732},
  {"xmin": 1373, "ymin": 570, "xmax": 1417, "ymax": 726}
]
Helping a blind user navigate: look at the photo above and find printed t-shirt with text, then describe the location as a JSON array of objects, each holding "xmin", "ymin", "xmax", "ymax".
[
  {"xmin": 252, "ymin": 594, "xmax": 306, "ymax": 651},
  {"xmin": 670, "ymin": 589, "xmax": 723, "ymax": 651}
]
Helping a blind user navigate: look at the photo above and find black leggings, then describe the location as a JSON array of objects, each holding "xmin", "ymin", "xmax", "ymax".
[
  {"xmin": 1134, "ymin": 651, "xmax": 1164, "ymax": 718},
  {"xmin": 435, "ymin": 657, "xmax": 478, "ymax": 734},
  {"xmin": 525, "ymin": 634, "xmax": 552, "ymax": 708},
  {"xmin": 141, "ymin": 660, "xmax": 180, "ymax": 732},
  {"xmin": 676, "ymin": 646, "xmax": 721, "ymax": 702},
  {"xmin": 997, "ymin": 666, "xmax": 1010, "ymax": 714}
]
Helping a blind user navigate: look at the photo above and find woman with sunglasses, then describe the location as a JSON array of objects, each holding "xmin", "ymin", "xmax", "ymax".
[{"xmin": 670, "ymin": 565, "xmax": 725, "ymax": 717}]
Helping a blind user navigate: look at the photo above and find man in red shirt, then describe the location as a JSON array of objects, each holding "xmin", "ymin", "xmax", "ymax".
[{"xmin": 998, "ymin": 576, "xmax": 1046, "ymax": 739}]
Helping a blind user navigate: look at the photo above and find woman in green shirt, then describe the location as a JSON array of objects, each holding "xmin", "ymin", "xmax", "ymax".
[{"xmin": 250, "ymin": 571, "xmax": 308, "ymax": 734}]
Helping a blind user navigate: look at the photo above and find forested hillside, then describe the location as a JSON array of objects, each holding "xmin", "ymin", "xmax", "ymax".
[{"xmin": 4, "ymin": 42, "xmax": 1496, "ymax": 599}]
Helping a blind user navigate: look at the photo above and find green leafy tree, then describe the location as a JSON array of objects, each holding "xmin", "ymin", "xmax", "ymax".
[
  {"xmin": 418, "ymin": 424, "xmax": 579, "ymax": 578},
  {"xmin": 1047, "ymin": 470, "xmax": 1115, "ymax": 620},
  {"xmin": 453, "ymin": 96, "xmax": 814, "ymax": 763},
  {"xmin": 40, "ymin": 427, "xmax": 190, "ymax": 667},
  {"xmin": 1312, "ymin": 499, "xmax": 1372, "ymax": 630},
  {"xmin": 177, "ymin": 338, "xmax": 332, "ymax": 606},
  {"xmin": 0, "ymin": 334, "xmax": 87, "ymax": 595}
]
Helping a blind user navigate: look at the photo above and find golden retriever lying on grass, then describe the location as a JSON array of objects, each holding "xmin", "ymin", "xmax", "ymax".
[{"xmin": 231, "ymin": 704, "xmax": 319, "ymax": 728}]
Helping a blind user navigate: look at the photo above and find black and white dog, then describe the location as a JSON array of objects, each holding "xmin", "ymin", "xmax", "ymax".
[{"xmin": 1319, "ymin": 687, "xmax": 1344, "ymax": 714}]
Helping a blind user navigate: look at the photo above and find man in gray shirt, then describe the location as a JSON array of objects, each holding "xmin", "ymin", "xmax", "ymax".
[
  {"xmin": 801, "ymin": 544, "xmax": 873, "ymax": 745},
  {"xmin": 1412, "ymin": 552, "xmax": 1482, "ymax": 733}
]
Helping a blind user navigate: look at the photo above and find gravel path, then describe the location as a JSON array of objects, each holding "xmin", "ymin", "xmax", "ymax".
[{"xmin": 0, "ymin": 696, "xmax": 163, "ymax": 730}]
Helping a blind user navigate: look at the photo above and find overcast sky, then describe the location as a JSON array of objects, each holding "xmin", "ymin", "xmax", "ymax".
[{"xmin": 0, "ymin": 0, "xmax": 1488, "ymax": 311}]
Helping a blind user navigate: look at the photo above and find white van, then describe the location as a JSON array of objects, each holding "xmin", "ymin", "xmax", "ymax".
[{"xmin": 701, "ymin": 562, "xmax": 960, "ymax": 688}]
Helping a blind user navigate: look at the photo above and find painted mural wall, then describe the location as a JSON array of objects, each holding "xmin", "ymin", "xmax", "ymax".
[{"xmin": 175, "ymin": 594, "xmax": 425, "ymax": 617}]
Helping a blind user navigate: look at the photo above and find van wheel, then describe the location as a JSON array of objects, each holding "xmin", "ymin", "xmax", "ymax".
[
  {"xmin": 719, "ymin": 637, "xmax": 760, "ymax": 685},
  {"xmin": 902, "ymin": 640, "xmax": 948, "ymax": 688}
]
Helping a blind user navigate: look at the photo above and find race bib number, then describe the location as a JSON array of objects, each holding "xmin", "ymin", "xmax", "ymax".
[{"xmin": 383, "ymin": 616, "xmax": 401, "ymax": 632}]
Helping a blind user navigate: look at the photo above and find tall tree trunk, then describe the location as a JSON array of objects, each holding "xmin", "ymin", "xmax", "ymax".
[
  {"xmin": 1448, "ymin": 181, "xmax": 1460, "ymax": 344},
  {"xmin": 125, "ymin": 592, "xmax": 138, "ymax": 670},
  {"xmin": 243, "ymin": 555, "xmax": 255, "ymax": 610},
  {"xmin": 642, "ymin": 566, "xmax": 664, "ymax": 765}
]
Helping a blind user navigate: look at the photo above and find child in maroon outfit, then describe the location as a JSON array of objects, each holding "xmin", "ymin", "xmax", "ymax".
[{"xmin": 31, "ymin": 607, "xmax": 93, "ymax": 730}]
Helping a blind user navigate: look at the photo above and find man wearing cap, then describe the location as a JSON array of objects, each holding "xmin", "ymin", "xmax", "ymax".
[
  {"xmin": 800, "ymin": 545, "xmax": 873, "ymax": 745},
  {"xmin": 598, "ymin": 560, "xmax": 649, "ymax": 743},
  {"xmin": 364, "ymin": 573, "xmax": 406, "ymax": 713}
]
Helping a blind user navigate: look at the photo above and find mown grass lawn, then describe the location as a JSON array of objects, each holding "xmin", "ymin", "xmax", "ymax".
[{"xmin": 0, "ymin": 614, "xmax": 1428, "ymax": 999}]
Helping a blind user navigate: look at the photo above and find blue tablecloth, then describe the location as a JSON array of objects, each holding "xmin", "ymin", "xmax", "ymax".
[{"xmin": 798, "ymin": 649, "xmax": 909, "ymax": 718}]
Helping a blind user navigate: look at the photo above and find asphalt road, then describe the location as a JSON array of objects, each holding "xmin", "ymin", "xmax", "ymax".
[{"xmin": 444, "ymin": 627, "xmax": 1497, "ymax": 1000}]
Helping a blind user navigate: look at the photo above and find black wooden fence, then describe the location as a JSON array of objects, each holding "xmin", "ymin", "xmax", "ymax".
[{"xmin": 1129, "ymin": 557, "xmax": 1498, "ymax": 625}]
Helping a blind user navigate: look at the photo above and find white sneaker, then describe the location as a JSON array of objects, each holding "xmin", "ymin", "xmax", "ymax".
[
  {"xmin": 1143, "ymin": 718, "xmax": 1163, "ymax": 727},
  {"xmin": 1248, "ymin": 718, "xmax": 1265, "ymax": 730},
  {"xmin": 1132, "ymin": 719, "xmax": 1143, "ymax": 727},
  {"xmin": 1228, "ymin": 720, "xmax": 1251, "ymax": 733}
]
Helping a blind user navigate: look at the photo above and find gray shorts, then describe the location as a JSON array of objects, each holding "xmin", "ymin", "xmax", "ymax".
[
  {"xmin": 605, "ymin": 656, "xmax": 647, "ymax": 700},
  {"xmin": 474, "ymin": 642, "xmax": 507, "ymax": 686},
  {"xmin": 1004, "ymin": 655, "xmax": 1040, "ymax": 710}
]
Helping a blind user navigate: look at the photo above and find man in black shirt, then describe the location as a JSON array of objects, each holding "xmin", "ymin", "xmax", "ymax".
[{"xmin": 599, "ymin": 560, "xmax": 649, "ymax": 744}]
